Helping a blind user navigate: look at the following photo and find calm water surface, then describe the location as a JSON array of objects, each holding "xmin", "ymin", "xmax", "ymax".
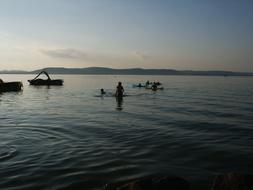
[{"xmin": 0, "ymin": 75, "xmax": 253, "ymax": 190}]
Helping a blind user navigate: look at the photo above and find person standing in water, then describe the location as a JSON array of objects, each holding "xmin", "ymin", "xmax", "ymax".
[
  {"xmin": 115, "ymin": 82, "xmax": 124, "ymax": 98},
  {"xmin": 100, "ymin": 88, "xmax": 106, "ymax": 95}
]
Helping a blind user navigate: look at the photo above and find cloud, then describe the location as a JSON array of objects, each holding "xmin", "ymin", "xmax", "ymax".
[
  {"xmin": 40, "ymin": 48, "xmax": 86, "ymax": 59},
  {"xmin": 132, "ymin": 51, "xmax": 150, "ymax": 61}
]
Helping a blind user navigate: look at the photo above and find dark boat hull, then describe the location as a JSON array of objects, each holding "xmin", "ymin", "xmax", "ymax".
[
  {"xmin": 0, "ymin": 82, "xmax": 23, "ymax": 92},
  {"xmin": 28, "ymin": 79, "xmax": 63, "ymax": 86}
]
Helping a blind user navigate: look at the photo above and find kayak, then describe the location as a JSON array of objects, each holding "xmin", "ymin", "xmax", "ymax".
[{"xmin": 28, "ymin": 71, "xmax": 63, "ymax": 86}]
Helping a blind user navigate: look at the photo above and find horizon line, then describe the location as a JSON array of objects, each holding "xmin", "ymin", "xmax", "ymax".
[{"xmin": 0, "ymin": 66, "xmax": 253, "ymax": 73}]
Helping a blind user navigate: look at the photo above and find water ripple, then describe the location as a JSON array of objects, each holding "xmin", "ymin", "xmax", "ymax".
[
  {"xmin": 0, "ymin": 75, "xmax": 253, "ymax": 190},
  {"xmin": 0, "ymin": 144, "xmax": 18, "ymax": 162}
]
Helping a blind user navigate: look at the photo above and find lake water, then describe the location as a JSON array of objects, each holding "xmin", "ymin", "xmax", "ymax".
[{"xmin": 0, "ymin": 75, "xmax": 253, "ymax": 190}]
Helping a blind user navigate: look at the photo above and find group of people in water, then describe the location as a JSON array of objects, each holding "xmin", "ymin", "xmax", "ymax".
[
  {"xmin": 100, "ymin": 82, "xmax": 125, "ymax": 110},
  {"xmin": 135, "ymin": 80, "xmax": 163, "ymax": 91},
  {"xmin": 100, "ymin": 80, "xmax": 162, "ymax": 98},
  {"xmin": 100, "ymin": 82, "xmax": 125, "ymax": 98}
]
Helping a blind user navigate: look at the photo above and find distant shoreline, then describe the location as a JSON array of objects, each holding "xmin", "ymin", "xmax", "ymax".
[
  {"xmin": 1, "ymin": 74, "xmax": 253, "ymax": 77},
  {"xmin": 1, "ymin": 67, "xmax": 253, "ymax": 76}
]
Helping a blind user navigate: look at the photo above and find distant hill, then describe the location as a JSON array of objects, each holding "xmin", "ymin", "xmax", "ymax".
[
  {"xmin": 1, "ymin": 67, "xmax": 253, "ymax": 76},
  {"xmin": 0, "ymin": 70, "xmax": 28, "ymax": 74}
]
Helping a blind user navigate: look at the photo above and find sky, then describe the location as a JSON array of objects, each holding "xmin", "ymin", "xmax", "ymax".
[{"xmin": 0, "ymin": 0, "xmax": 252, "ymax": 71}]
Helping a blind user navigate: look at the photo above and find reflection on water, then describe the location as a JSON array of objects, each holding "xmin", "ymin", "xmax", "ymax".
[
  {"xmin": 0, "ymin": 75, "xmax": 253, "ymax": 190},
  {"xmin": 116, "ymin": 97, "xmax": 123, "ymax": 110}
]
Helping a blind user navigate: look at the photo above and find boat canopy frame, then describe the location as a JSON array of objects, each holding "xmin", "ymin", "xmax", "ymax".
[{"xmin": 31, "ymin": 71, "xmax": 52, "ymax": 81}]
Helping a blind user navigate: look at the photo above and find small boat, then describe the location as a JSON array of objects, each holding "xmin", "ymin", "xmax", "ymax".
[
  {"xmin": 0, "ymin": 79, "xmax": 23, "ymax": 92},
  {"xmin": 28, "ymin": 71, "xmax": 63, "ymax": 86}
]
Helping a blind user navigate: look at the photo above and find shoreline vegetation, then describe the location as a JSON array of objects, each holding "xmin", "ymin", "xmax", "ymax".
[{"xmin": 0, "ymin": 67, "xmax": 253, "ymax": 76}]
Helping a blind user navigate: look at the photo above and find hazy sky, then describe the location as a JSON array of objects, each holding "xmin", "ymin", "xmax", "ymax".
[{"xmin": 0, "ymin": 0, "xmax": 252, "ymax": 71}]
